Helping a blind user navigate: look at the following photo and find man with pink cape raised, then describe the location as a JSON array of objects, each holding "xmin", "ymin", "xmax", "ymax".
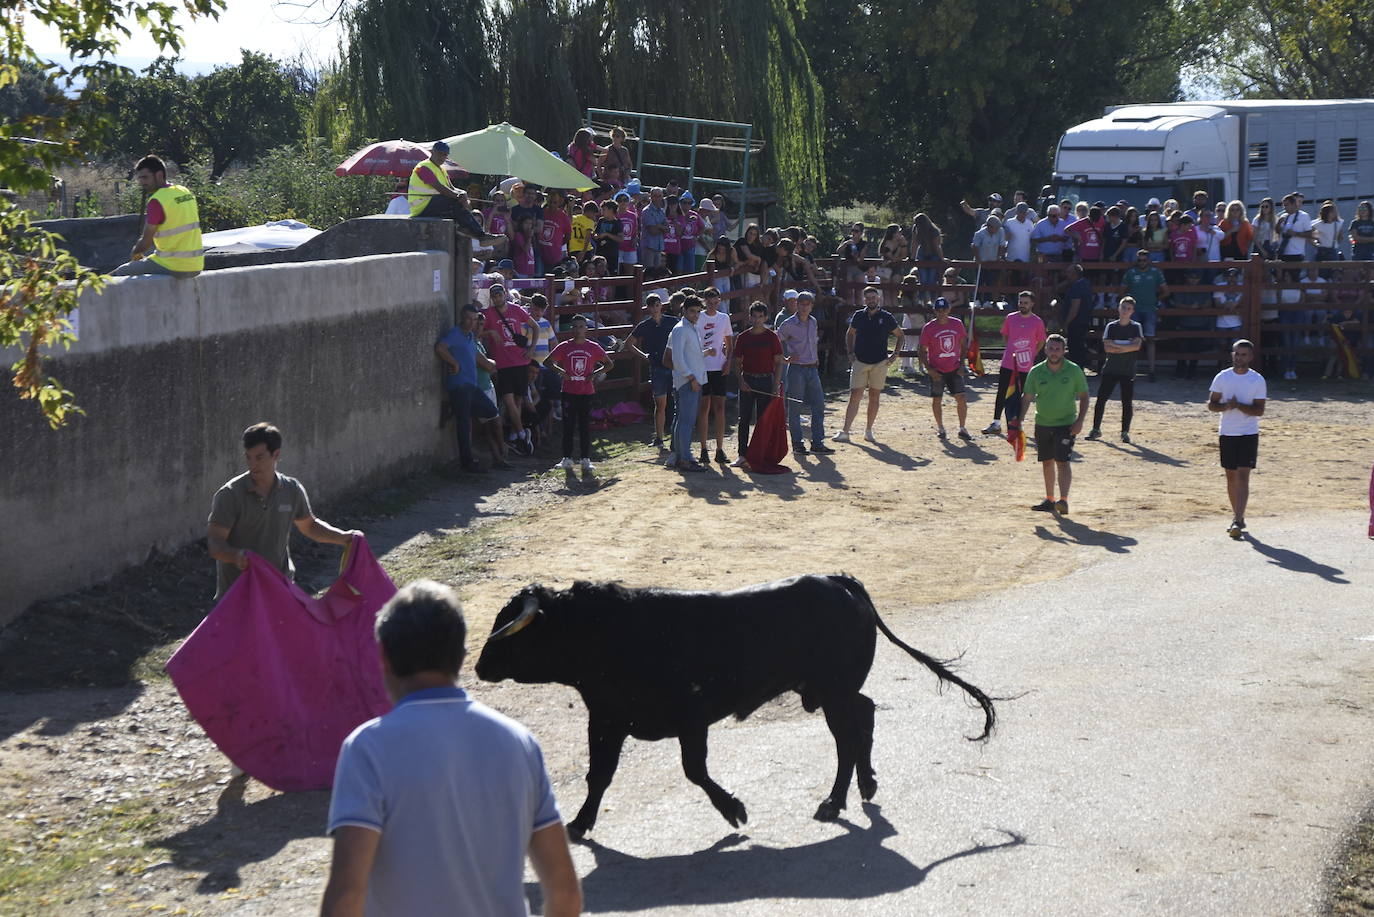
[{"xmin": 166, "ymin": 423, "xmax": 392, "ymax": 791}]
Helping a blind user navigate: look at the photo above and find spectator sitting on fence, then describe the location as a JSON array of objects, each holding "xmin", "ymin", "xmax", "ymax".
[
  {"xmin": 777, "ymin": 238, "xmax": 823, "ymax": 291},
  {"xmin": 736, "ymin": 225, "xmax": 765, "ymax": 289},
  {"xmin": 567, "ymin": 127, "xmax": 602, "ymax": 182},
  {"xmin": 837, "ymin": 222, "xmax": 868, "ymax": 307}
]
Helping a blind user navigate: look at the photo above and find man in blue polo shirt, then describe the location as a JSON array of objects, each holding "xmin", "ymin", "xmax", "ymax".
[
  {"xmin": 435, "ymin": 305, "xmax": 502, "ymax": 472},
  {"xmin": 834, "ymin": 286, "xmax": 902, "ymax": 444},
  {"xmin": 321, "ymin": 580, "xmax": 581, "ymax": 917}
]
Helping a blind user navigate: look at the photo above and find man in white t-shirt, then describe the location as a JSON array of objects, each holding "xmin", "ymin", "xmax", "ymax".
[
  {"xmin": 1003, "ymin": 202, "xmax": 1036, "ymax": 263},
  {"xmin": 1207, "ymin": 339, "xmax": 1267, "ymax": 540},
  {"xmin": 695, "ymin": 286, "xmax": 735, "ymax": 464},
  {"xmin": 1276, "ymin": 193, "xmax": 1316, "ymax": 270}
]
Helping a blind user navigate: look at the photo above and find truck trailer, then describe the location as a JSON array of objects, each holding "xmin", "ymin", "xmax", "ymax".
[{"xmin": 1052, "ymin": 99, "xmax": 1374, "ymax": 221}]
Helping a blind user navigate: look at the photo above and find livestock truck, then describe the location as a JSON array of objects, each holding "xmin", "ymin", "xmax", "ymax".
[{"xmin": 1051, "ymin": 99, "xmax": 1374, "ymax": 222}]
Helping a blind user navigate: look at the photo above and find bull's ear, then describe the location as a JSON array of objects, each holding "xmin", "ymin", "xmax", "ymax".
[{"xmin": 490, "ymin": 594, "xmax": 540, "ymax": 641}]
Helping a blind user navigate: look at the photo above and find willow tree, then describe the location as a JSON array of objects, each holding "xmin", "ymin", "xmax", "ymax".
[{"xmin": 339, "ymin": 0, "xmax": 497, "ymax": 142}]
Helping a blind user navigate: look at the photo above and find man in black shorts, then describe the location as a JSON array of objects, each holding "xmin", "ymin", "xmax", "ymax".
[
  {"xmin": 1019, "ymin": 334, "xmax": 1089, "ymax": 514},
  {"xmin": 916, "ymin": 297, "xmax": 972, "ymax": 441},
  {"xmin": 1208, "ymin": 339, "xmax": 1267, "ymax": 539},
  {"xmin": 695, "ymin": 287, "xmax": 734, "ymax": 464}
]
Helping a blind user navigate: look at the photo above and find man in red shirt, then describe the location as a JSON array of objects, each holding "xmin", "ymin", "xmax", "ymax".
[
  {"xmin": 731, "ymin": 302, "xmax": 784, "ymax": 468},
  {"xmin": 918, "ymin": 297, "xmax": 972, "ymax": 441},
  {"xmin": 548, "ymin": 314, "xmax": 611, "ymax": 473}
]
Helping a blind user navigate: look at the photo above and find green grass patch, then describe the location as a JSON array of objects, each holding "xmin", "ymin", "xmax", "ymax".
[{"xmin": 1332, "ymin": 813, "xmax": 1374, "ymax": 915}]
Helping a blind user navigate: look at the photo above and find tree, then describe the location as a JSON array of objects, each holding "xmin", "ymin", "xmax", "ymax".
[
  {"xmin": 1, "ymin": 0, "xmax": 222, "ymax": 428},
  {"xmin": 1182, "ymin": 0, "xmax": 1374, "ymax": 98},
  {"xmin": 800, "ymin": 0, "xmax": 1183, "ymax": 226},
  {"xmin": 0, "ymin": 61, "xmax": 62, "ymax": 125}
]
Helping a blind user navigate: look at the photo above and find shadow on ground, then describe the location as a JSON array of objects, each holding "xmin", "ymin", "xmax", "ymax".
[{"xmin": 532, "ymin": 805, "xmax": 1023, "ymax": 912}]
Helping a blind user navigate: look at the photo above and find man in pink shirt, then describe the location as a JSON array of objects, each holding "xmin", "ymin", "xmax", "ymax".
[
  {"xmin": 983, "ymin": 290, "xmax": 1047, "ymax": 435},
  {"xmin": 1066, "ymin": 205, "xmax": 1105, "ymax": 262},
  {"xmin": 917, "ymin": 297, "xmax": 972, "ymax": 441},
  {"xmin": 548, "ymin": 314, "xmax": 611, "ymax": 473},
  {"xmin": 615, "ymin": 191, "xmax": 639, "ymax": 269},
  {"xmin": 481, "ymin": 285, "xmax": 540, "ymax": 455}
]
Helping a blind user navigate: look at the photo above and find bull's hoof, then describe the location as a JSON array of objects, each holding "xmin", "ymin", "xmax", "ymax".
[
  {"xmin": 858, "ymin": 771, "xmax": 878, "ymax": 801},
  {"xmin": 814, "ymin": 798, "xmax": 843, "ymax": 821},
  {"xmin": 567, "ymin": 816, "xmax": 593, "ymax": 841},
  {"xmin": 718, "ymin": 796, "xmax": 748, "ymax": 828}
]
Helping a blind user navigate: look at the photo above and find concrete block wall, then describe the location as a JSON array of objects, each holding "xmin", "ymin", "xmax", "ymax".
[{"xmin": 0, "ymin": 252, "xmax": 459, "ymax": 626}]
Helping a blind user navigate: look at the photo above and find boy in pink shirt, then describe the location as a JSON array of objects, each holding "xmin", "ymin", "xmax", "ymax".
[
  {"xmin": 917, "ymin": 297, "xmax": 971, "ymax": 440},
  {"xmin": 537, "ymin": 191, "xmax": 571, "ymax": 272},
  {"xmin": 983, "ymin": 290, "xmax": 1047, "ymax": 434},
  {"xmin": 548, "ymin": 314, "xmax": 611, "ymax": 472},
  {"xmin": 616, "ymin": 193, "xmax": 639, "ymax": 268}
]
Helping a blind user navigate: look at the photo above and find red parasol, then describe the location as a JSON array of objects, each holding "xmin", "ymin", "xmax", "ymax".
[{"xmin": 334, "ymin": 139, "xmax": 468, "ymax": 180}]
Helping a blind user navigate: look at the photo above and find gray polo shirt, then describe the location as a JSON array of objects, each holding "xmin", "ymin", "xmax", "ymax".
[
  {"xmin": 778, "ymin": 313, "xmax": 819, "ymax": 365},
  {"xmin": 208, "ymin": 471, "xmax": 311, "ymax": 598},
  {"xmin": 328, "ymin": 686, "xmax": 561, "ymax": 917}
]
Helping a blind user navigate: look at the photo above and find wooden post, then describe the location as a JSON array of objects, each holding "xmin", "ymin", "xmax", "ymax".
[{"xmin": 631, "ymin": 264, "xmax": 645, "ymax": 397}]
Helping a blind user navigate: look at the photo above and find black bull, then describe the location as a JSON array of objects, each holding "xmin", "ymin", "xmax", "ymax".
[{"xmin": 474, "ymin": 574, "xmax": 996, "ymax": 838}]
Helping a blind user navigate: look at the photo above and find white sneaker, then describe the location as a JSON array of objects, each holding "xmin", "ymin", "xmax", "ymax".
[
  {"xmin": 559, "ymin": 457, "xmax": 573, "ymax": 470},
  {"xmin": 863, "ymin": 429, "xmax": 877, "ymax": 443},
  {"xmin": 982, "ymin": 421, "xmax": 1002, "ymax": 434},
  {"xmin": 581, "ymin": 458, "xmax": 595, "ymax": 472},
  {"xmin": 832, "ymin": 430, "xmax": 851, "ymax": 442}
]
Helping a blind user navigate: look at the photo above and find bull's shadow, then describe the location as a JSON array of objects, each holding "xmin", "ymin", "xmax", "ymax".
[{"xmin": 531, "ymin": 804, "xmax": 1023, "ymax": 912}]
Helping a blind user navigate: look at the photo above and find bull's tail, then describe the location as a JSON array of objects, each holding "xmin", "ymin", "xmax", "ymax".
[{"xmin": 832, "ymin": 574, "xmax": 996, "ymax": 742}]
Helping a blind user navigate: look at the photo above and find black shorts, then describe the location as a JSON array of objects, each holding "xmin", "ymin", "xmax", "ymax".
[
  {"xmin": 1219, "ymin": 434, "xmax": 1258, "ymax": 470},
  {"xmin": 703, "ymin": 369, "xmax": 728, "ymax": 397},
  {"xmin": 1034, "ymin": 423, "xmax": 1075, "ymax": 463},
  {"xmin": 930, "ymin": 370, "xmax": 966, "ymax": 397},
  {"xmin": 495, "ymin": 364, "xmax": 527, "ymax": 398}
]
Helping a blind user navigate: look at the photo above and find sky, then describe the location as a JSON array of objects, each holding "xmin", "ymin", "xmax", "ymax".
[{"xmin": 28, "ymin": 0, "xmax": 346, "ymax": 74}]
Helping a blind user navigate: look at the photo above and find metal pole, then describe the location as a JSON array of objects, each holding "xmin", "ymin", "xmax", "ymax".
[
  {"xmin": 740, "ymin": 125, "xmax": 752, "ymax": 224},
  {"xmin": 687, "ymin": 122, "xmax": 699, "ymax": 200}
]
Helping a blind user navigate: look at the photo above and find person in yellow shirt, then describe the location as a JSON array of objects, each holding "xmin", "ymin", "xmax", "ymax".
[
  {"xmin": 568, "ymin": 200, "xmax": 597, "ymax": 269},
  {"xmin": 111, "ymin": 154, "xmax": 203, "ymax": 278}
]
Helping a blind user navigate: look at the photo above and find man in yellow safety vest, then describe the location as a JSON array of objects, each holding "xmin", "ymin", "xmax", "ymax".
[
  {"xmin": 408, "ymin": 141, "xmax": 504, "ymax": 247},
  {"xmin": 112, "ymin": 154, "xmax": 203, "ymax": 278}
]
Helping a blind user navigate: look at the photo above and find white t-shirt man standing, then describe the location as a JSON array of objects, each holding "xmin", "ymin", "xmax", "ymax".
[{"xmin": 1207, "ymin": 339, "xmax": 1267, "ymax": 540}]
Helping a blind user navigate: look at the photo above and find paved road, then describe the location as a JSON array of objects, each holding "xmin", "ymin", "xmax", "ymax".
[{"xmin": 529, "ymin": 512, "xmax": 1374, "ymax": 916}]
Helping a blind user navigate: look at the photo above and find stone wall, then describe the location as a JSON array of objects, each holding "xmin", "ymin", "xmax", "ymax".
[{"xmin": 0, "ymin": 251, "xmax": 466, "ymax": 626}]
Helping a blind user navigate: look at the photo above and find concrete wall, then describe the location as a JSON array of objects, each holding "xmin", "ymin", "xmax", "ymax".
[{"xmin": 0, "ymin": 252, "xmax": 461, "ymax": 626}]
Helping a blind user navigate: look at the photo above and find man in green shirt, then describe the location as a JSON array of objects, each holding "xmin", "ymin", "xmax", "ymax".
[
  {"xmin": 1019, "ymin": 334, "xmax": 1089, "ymax": 514},
  {"xmin": 1120, "ymin": 251, "xmax": 1169, "ymax": 382}
]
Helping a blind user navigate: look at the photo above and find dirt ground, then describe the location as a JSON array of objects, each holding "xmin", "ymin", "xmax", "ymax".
[{"xmin": 2, "ymin": 371, "xmax": 1371, "ymax": 916}]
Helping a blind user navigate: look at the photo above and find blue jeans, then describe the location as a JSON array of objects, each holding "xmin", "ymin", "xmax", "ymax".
[
  {"xmin": 448, "ymin": 384, "xmax": 499, "ymax": 465},
  {"xmin": 671, "ymin": 382, "xmax": 701, "ymax": 463},
  {"xmin": 786, "ymin": 365, "xmax": 825, "ymax": 446}
]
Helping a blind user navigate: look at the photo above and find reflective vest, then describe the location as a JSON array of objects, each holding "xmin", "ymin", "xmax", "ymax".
[
  {"xmin": 408, "ymin": 159, "xmax": 454, "ymax": 217},
  {"xmin": 148, "ymin": 184, "xmax": 203, "ymax": 273}
]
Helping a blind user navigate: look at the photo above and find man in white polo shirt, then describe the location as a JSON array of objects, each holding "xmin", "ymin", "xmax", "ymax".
[
  {"xmin": 321, "ymin": 580, "xmax": 581, "ymax": 917},
  {"xmin": 1207, "ymin": 339, "xmax": 1267, "ymax": 540}
]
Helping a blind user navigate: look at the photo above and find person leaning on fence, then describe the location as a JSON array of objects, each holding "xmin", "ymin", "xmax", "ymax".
[
  {"xmin": 731, "ymin": 302, "xmax": 784, "ymax": 468},
  {"xmin": 436, "ymin": 305, "xmax": 504, "ymax": 473},
  {"xmin": 111, "ymin": 154, "xmax": 202, "ymax": 278},
  {"xmin": 629, "ymin": 293, "xmax": 678, "ymax": 450}
]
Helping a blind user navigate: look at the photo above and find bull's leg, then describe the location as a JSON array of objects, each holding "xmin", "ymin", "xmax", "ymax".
[
  {"xmin": 678, "ymin": 724, "xmax": 748, "ymax": 828},
  {"xmin": 815, "ymin": 696, "xmax": 858, "ymax": 821},
  {"xmin": 855, "ymin": 692, "xmax": 878, "ymax": 801},
  {"xmin": 568, "ymin": 718, "xmax": 626, "ymax": 840}
]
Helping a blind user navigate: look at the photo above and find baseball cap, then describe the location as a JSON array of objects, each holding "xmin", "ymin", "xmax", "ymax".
[
  {"xmin": 431, "ymin": 140, "xmax": 450, "ymax": 153},
  {"xmin": 1015, "ymin": 201, "xmax": 1028, "ymax": 212},
  {"xmin": 933, "ymin": 297, "xmax": 951, "ymax": 309},
  {"xmin": 796, "ymin": 290, "xmax": 815, "ymax": 301},
  {"xmin": 496, "ymin": 259, "xmax": 515, "ymax": 270},
  {"xmin": 783, "ymin": 289, "xmax": 799, "ymax": 300},
  {"xmin": 681, "ymin": 191, "xmax": 694, "ymax": 204},
  {"xmin": 988, "ymin": 192, "xmax": 1003, "ymax": 202},
  {"xmin": 613, "ymin": 190, "xmax": 630, "ymax": 202},
  {"xmin": 1147, "ymin": 197, "xmax": 1162, "ymax": 207}
]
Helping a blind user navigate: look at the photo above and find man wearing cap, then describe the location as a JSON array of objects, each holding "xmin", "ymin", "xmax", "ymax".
[
  {"xmin": 774, "ymin": 288, "xmax": 800, "ymax": 330},
  {"xmin": 1019, "ymin": 334, "xmax": 1089, "ymax": 515},
  {"xmin": 1031, "ymin": 205, "xmax": 1072, "ymax": 263},
  {"xmin": 778, "ymin": 291, "xmax": 834, "ymax": 455},
  {"xmin": 961, "ymin": 192, "xmax": 1003, "ymax": 227},
  {"xmin": 1121, "ymin": 249, "xmax": 1169, "ymax": 381},
  {"xmin": 834, "ymin": 286, "xmax": 902, "ymax": 444},
  {"xmin": 639, "ymin": 187, "xmax": 667, "ymax": 270},
  {"xmin": 406, "ymin": 142, "xmax": 464, "ymax": 220},
  {"xmin": 917, "ymin": 297, "xmax": 973, "ymax": 441},
  {"xmin": 629, "ymin": 293, "xmax": 678, "ymax": 449},
  {"xmin": 695, "ymin": 198, "xmax": 718, "ymax": 270}
]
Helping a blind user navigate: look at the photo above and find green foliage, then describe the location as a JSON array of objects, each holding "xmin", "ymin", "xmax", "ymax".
[
  {"xmin": 0, "ymin": 0, "xmax": 222, "ymax": 428},
  {"xmin": 1181, "ymin": 0, "xmax": 1374, "ymax": 98},
  {"xmin": 0, "ymin": 61, "xmax": 62, "ymax": 124},
  {"xmin": 88, "ymin": 51, "xmax": 307, "ymax": 177},
  {"xmin": 799, "ymin": 0, "xmax": 1183, "ymax": 222}
]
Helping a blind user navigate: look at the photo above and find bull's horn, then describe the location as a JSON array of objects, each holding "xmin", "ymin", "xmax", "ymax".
[{"xmin": 490, "ymin": 595, "xmax": 539, "ymax": 640}]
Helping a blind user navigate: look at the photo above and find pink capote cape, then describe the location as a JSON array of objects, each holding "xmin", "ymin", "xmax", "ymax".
[{"xmin": 166, "ymin": 536, "xmax": 394, "ymax": 792}]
